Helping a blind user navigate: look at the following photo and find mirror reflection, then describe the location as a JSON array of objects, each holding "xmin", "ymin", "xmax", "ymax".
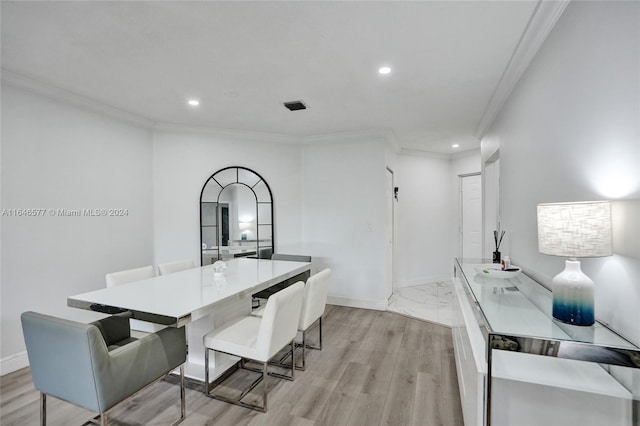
[{"xmin": 200, "ymin": 167, "xmax": 274, "ymax": 265}]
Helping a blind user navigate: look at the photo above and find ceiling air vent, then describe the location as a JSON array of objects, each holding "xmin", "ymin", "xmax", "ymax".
[{"xmin": 283, "ymin": 100, "xmax": 307, "ymax": 111}]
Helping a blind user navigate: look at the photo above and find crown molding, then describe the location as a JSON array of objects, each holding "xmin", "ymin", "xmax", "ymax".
[
  {"xmin": 301, "ymin": 129, "xmax": 388, "ymax": 145},
  {"xmin": 398, "ymin": 146, "xmax": 480, "ymax": 161},
  {"xmin": 385, "ymin": 131, "xmax": 402, "ymax": 153},
  {"xmin": 450, "ymin": 147, "xmax": 481, "ymax": 161},
  {"xmin": 153, "ymin": 122, "xmax": 299, "ymax": 144},
  {"xmin": 1, "ymin": 69, "xmax": 391, "ymax": 146},
  {"xmin": 474, "ymin": 0, "xmax": 570, "ymax": 140},
  {"xmin": 1, "ymin": 68, "xmax": 156, "ymax": 129},
  {"xmin": 398, "ymin": 148, "xmax": 451, "ymax": 160}
]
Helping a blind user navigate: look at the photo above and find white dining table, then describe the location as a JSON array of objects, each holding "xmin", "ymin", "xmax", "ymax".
[{"xmin": 68, "ymin": 258, "xmax": 311, "ymax": 382}]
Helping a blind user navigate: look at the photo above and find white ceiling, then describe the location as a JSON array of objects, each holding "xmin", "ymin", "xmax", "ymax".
[{"xmin": 1, "ymin": 1, "xmax": 541, "ymax": 154}]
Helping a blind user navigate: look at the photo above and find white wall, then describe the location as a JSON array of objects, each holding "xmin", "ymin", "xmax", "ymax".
[
  {"xmin": 301, "ymin": 137, "xmax": 388, "ymax": 309},
  {"xmin": 482, "ymin": 1, "xmax": 640, "ymax": 345},
  {"xmin": 152, "ymin": 129, "xmax": 303, "ymax": 267},
  {"xmin": 1, "ymin": 85, "xmax": 154, "ymax": 373},
  {"xmin": 394, "ymin": 152, "xmax": 453, "ymax": 287}
]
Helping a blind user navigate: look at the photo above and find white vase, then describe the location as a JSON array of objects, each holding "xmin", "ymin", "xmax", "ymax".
[{"xmin": 551, "ymin": 259, "xmax": 594, "ymax": 326}]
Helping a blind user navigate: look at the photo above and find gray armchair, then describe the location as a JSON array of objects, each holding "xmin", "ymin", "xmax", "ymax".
[{"xmin": 21, "ymin": 311, "xmax": 187, "ymax": 426}]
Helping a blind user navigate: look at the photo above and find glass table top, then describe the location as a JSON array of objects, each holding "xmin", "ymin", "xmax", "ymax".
[{"xmin": 455, "ymin": 258, "xmax": 639, "ymax": 351}]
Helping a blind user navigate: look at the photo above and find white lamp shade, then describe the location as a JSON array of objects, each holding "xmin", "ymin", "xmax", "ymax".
[{"xmin": 537, "ymin": 201, "xmax": 612, "ymax": 258}]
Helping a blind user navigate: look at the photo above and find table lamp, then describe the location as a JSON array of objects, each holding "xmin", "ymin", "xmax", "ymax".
[{"xmin": 537, "ymin": 201, "xmax": 612, "ymax": 326}]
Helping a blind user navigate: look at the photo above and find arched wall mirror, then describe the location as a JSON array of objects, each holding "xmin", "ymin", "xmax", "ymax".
[{"xmin": 200, "ymin": 167, "xmax": 274, "ymax": 266}]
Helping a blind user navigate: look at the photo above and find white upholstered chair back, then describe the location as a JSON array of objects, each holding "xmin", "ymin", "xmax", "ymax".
[
  {"xmin": 257, "ymin": 281, "xmax": 304, "ymax": 360},
  {"xmin": 299, "ymin": 269, "xmax": 331, "ymax": 330},
  {"xmin": 105, "ymin": 266, "xmax": 154, "ymax": 288},
  {"xmin": 158, "ymin": 259, "xmax": 195, "ymax": 276},
  {"xmin": 105, "ymin": 266, "xmax": 160, "ymax": 334}
]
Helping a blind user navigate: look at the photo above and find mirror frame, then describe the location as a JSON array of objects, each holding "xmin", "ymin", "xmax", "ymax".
[{"xmin": 199, "ymin": 166, "xmax": 274, "ymax": 266}]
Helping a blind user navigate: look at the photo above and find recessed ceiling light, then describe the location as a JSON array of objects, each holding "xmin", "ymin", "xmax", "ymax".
[
  {"xmin": 452, "ymin": 144, "xmax": 460, "ymax": 148},
  {"xmin": 187, "ymin": 99, "xmax": 200, "ymax": 106},
  {"xmin": 378, "ymin": 66, "xmax": 391, "ymax": 75}
]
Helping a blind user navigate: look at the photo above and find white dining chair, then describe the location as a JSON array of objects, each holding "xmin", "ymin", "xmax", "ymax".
[
  {"xmin": 105, "ymin": 265, "xmax": 163, "ymax": 333},
  {"xmin": 252, "ymin": 253, "xmax": 311, "ymax": 307},
  {"xmin": 203, "ymin": 281, "xmax": 304, "ymax": 412},
  {"xmin": 158, "ymin": 259, "xmax": 195, "ymax": 276},
  {"xmin": 253, "ymin": 268, "xmax": 331, "ymax": 370},
  {"xmin": 106, "ymin": 265, "xmax": 154, "ymax": 288}
]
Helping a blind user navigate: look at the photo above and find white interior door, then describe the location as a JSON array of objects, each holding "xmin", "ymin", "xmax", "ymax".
[
  {"xmin": 386, "ymin": 168, "xmax": 394, "ymax": 299},
  {"xmin": 461, "ymin": 174, "xmax": 482, "ymax": 259}
]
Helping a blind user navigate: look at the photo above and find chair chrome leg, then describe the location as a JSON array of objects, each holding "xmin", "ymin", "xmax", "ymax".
[
  {"xmin": 303, "ymin": 317, "xmax": 323, "ymax": 351},
  {"xmin": 180, "ymin": 365, "xmax": 186, "ymax": 421},
  {"xmin": 301, "ymin": 331, "xmax": 306, "ymax": 370},
  {"xmin": 51, "ymin": 363, "xmax": 188, "ymax": 426},
  {"xmin": 40, "ymin": 393, "xmax": 46, "ymax": 426},
  {"xmin": 206, "ymin": 348, "xmax": 302, "ymax": 412},
  {"xmin": 238, "ymin": 372, "xmax": 264, "ymax": 400},
  {"xmin": 204, "ymin": 347, "xmax": 210, "ymax": 394},
  {"xmin": 168, "ymin": 364, "xmax": 186, "ymax": 426},
  {"xmin": 262, "ymin": 361, "xmax": 268, "ymax": 412},
  {"xmin": 291, "ymin": 340, "xmax": 296, "ymax": 379}
]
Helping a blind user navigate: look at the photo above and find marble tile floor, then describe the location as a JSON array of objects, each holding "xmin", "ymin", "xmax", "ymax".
[{"xmin": 387, "ymin": 281, "xmax": 454, "ymax": 327}]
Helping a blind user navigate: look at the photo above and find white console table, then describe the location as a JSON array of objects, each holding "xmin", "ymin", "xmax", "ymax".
[{"xmin": 452, "ymin": 258, "xmax": 640, "ymax": 426}]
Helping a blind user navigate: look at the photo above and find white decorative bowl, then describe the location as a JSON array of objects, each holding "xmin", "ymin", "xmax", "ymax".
[{"xmin": 473, "ymin": 264, "xmax": 521, "ymax": 279}]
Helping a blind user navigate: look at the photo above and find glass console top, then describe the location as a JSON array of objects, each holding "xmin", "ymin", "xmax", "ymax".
[{"xmin": 455, "ymin": 258, "xmax": 638, "ymax": 350}]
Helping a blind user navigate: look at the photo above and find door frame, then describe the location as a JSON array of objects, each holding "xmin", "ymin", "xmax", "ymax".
[
  {"xmin": 459, "ymin": 172, "xmax": 482, "ymax": 259},
  {"xmin": 386, "ymin": 167, "xmax": 396, "ymax": 299},
  {"xmin": 483, "ymin": 151, "xmax": 500, "ymax": 258}
]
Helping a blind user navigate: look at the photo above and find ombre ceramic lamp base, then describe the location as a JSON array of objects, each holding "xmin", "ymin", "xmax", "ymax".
[{"xmin": 551, "ymin": 260, "xmax": 595, "ymax": 326}]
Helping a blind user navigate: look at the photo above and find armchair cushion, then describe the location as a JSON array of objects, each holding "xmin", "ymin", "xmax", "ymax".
[
  {"xmin": 205, "ymin": 282, "xmax": 304, "ymax": 363},
  {"xmin": 91, "ymin": 313, "xmax": 132, "ymax": 348},
  {"xmin": 203, "ymin": 316, "xmax": 262, "ymax": 360}
]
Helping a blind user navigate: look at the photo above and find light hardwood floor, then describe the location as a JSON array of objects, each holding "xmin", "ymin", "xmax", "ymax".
[{"xmin": 0, "ymin": 305, "xmax": 463, "ymax": 426}]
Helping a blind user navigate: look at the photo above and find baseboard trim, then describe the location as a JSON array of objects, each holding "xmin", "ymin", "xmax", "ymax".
[
  {"xmin": 1, "ymin": 351, "xmax": 29, "ymax": 376},
  {"xmin": 327, "ymin": 296, "xmax": 388, "ymax": 311}
]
